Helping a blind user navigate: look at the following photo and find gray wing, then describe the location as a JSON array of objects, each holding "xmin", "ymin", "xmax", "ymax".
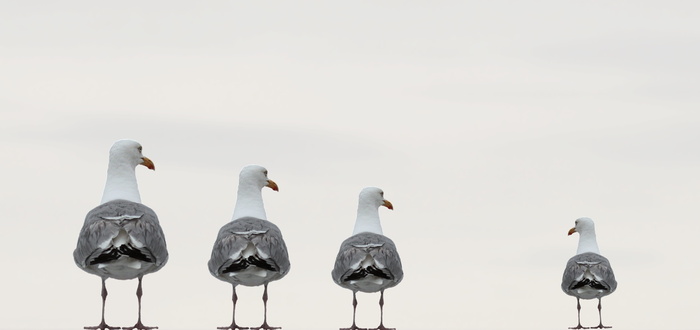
[
  {"xmin": 121, "ymin": 202, "xmax": 168, "ymax": 269},
  {"xmin": 332, "ymin": 232, "xmax": 403, "ymax": 289},
  {"xmin": 208, "ymin": 217, "xmax": 290, "ymax": 280},
  {"xmin": 73, "ymin": 200, "xmax": 168, "ymax": 275},
  {"xmin": 561, "ymin": 252, "xmax": 617, "ymax": 296}
]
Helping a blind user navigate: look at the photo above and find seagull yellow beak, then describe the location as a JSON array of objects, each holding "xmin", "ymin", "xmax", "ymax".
[
  {"xmin": 266, "ymin": 179, "xmax": 279, "ymax": 192},
  {"xmin": 568, "ymin": 227, "xmax": 576, "ymax": 236},
  {"xmin": 383, "ymin": 199, "xmax": 394, "ymax": 210},
  {"xmin": 140, "ymin": 157, "xmax": 155, "ymax": 170}
]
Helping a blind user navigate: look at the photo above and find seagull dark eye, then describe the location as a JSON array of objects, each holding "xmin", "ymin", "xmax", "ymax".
[{"xmin": 138, "ymin": 146, "xmax": 143, "ymax": 152}]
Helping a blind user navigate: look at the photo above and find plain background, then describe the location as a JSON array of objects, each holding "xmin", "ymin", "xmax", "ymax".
[{"xmin": 1, "ymin": 1, "xmax": 699, "ymax": 330}]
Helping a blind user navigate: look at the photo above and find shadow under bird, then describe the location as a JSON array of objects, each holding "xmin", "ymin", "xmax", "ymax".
[
  {"xmin": 561, "ymin": 217, "xmax": 617, "ymax": 329},
  {"xmin": 73, "ymin": 140, "xmax": 168, "ymax": 330},
  {"xmin": 208, "ymin": 165, "xmax": 290, "ymax": 330},
  {"xmin": 332, "ymin": 187, "xmax": 403, "ymax": 330}
]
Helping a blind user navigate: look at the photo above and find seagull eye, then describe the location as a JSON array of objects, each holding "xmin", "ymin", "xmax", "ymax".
[{"xmin": 138, "ymin": 146, "xmax": 143, "ymax": 152}]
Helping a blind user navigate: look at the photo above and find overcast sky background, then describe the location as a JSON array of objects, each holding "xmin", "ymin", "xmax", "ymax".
[{"xmin": 1, "ymin": 1, "xmax": 699, "ymax": 330}]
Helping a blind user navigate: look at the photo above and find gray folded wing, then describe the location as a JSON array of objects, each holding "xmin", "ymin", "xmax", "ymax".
[
  {"xmin": 208, "ymin": 216, "xmax": 290, "ymax": 282},
  {"xmin": 332, "ymin": 232, "xmax": 403, "ymax": 291},
  {"xmin": 561, "ymin": 252, "xmax": 617, "ymax": 298},
  {"xmin": 73, "ymin": 199, "xmax": 168, "ymax": 277}
]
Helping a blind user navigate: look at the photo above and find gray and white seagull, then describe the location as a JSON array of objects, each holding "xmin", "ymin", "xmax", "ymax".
[
  {"xmin": 332, "ymin": 187, "xmax": 403, "ymax": 330},
  {"xmin": 74, "ymin": 140, "xmax": 168, "ymax": 330},
  {"xmin": 561, "ymin": 217, "xmax": 617, "ymax": 329},
  {"xmin": 208, "ymin": 165, "xmax": 290, "ymax": 330}
]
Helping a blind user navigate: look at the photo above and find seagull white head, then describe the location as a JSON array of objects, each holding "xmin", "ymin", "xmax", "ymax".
[
  {"xmin": 358, "ymin": 187, "xmax": 393, "ymax": 211},
  {"xmin": 238, "ymin": 164, "xmax": 278, "ymax": 192},
  {"xmin": 232, "ymin": 164, "xmax": 278, "ymax": 220},
  {"xmin": 568, "ymin": 217, "xmax": 601, "ymax": 255},
  {"xmin": 352, "ymin": 187, "xmax": 393, "ymax": 235},
  {"xmin": 568, "ymin": 217, "xmax": 595, "ymax": 236},
  {"xmin": 101, "ymin": 139, "xmax": 154, "ymax": 204},
  {"xmin": 109, "ymin": 139, "xmax": 155, "ymax": 170}
]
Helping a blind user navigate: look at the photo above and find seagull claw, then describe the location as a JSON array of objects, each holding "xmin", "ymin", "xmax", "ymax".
[
  {"xmin": 217, "ymin": 325, "xmax": 250, "ymax": 330},
  {"xmin": 122, "ymin": 321, "xmax": 157, "ymax": 330},
  {"xmin": 340, "ymin": 326, "xmax": 369, "ymax": 330},
  {"xmin": 249, "ymin": 321, "xmax": 280, "ymax": 330},
  {"xmin": 84, "ymin": 322, "xmax": 121, "ymax": 330}
]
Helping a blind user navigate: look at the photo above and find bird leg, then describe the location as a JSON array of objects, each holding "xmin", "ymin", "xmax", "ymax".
[
  {"xmin": 123, "ymin": 276, "xmax": 158, "ymax": 330},
  {"xmin": 250, "ymin": 283, "xmax": 280, "ymax": 330},
  {"xmin": 370, "ymin": 290, "xmax": 395, "ymax": 330},
  {"xmin": 340, "ymin": 291, "xmax": 368, "ymax": 330},
  {"xmin": 591, "ymin": 298, "xmax": 612, "ymax": 329},
  {"xmin": 84, "ymin": 278, "xmax": 121, "ymax": 330},
  {"xmin": 568, "ymin": 298, "xmax": 590, "ymax": 329},
  {"xmin": 218, "ymin": 285, "xmax": 249, "ymax": 330}
]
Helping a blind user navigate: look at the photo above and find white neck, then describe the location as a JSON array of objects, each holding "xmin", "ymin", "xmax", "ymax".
[
  {"xmin": 231, "ymin": 183, "xmax": 267, "ymax": 220},
  {"xmin": 576, "ymin": 229, "xmax": 600, "ymax": 255},
  {"xmin": 101, "ymin": 162, "xmax": 141, "ymax": 204},
  {"xmin": 352, "ymin": 204, "xmax": 383, "ymax": 235}
]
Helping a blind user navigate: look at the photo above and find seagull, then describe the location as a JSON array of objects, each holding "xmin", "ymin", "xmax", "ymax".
[
  {"xmin": 562, "ymin": 217, "xmax": 617, "ymax": 329},
  {"xmin": 73, "ymin": 140, "xmax": 168, "ymax": 330},
  {"xmin": 332, "ymin": 187, "xmax": 403, "ymax": 330},
  {"xmin": 208, "ymin": 165, "xmax": 290, "ymax": 330}
]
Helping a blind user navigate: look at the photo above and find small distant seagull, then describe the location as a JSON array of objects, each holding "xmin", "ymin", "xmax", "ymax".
[
  {"xmin": 332, "ymin": 187, "xmax": 403, "ymax": 330},
  {"xmin": 208, "ymin": 165, "xmax": 290, "ymax": 330},
  {"xmin": 73, "ymin": 140, "xmax": 168, "ymax": 330},
  {"xmin": 561, "ymin": 217, "xmax": 617, "ymax": 329}
]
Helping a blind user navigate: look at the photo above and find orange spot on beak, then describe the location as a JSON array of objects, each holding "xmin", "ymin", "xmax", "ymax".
[
  {"xmin": 140, "ymin": 157, "xmax": 155, "ymax": 170},
  {"xmin": 568, "ymin": 227, "xmax": 576, "ymax": 236},
  {"xmin": 383, "ymin": 199, "xmax": 394, "ymax": 210},
  {"xmin": 266, "ymin": 179, "xmax": 279, "ymax": 192}
]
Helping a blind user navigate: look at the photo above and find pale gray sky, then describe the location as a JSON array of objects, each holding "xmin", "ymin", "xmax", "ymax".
[{"xmin": 1, "ymin": 1, "xmax": 699, "ymax": 330}]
